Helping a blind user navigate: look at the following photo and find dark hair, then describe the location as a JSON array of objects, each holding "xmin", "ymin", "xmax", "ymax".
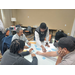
[
  {"xmin": 58, "ymin": 37, "xmax": 75, "ymax": 52},
  {"xmin": 58, "ymin": 29, "xmax": 64, "ymax": 33},
  {"xmin": 55, "ymin": 32, "xmax": 65, "ymax": 41},
  {"xmin": 40, "ymin": 22, "xmax": 46, "ymax": 29},
  {"xmin": 10, "ymin": 39, "xmax": 25, "ymax": 54}
]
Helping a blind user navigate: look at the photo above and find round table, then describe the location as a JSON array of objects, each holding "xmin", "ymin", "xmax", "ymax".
[{"xmin": 24, "ymin": 41, "xmax": 58, "ymax": 65}]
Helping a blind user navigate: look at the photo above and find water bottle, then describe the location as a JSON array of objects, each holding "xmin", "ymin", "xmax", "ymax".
[{"xmin": 52, "ymin": 38, "xmax": 55, "ymax": 44}]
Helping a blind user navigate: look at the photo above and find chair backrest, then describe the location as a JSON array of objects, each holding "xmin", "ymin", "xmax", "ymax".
[
  {"xmin": 1, "ymin": 36, "xmax": 13, "ymax": 55},
  {"xmin": 6, "ymin": 30, "xmax": 10, "ymax": 36},
  {"xmin": 44, "ymin": 34, "xmax": 52, "ymax": 41},
  {"xmin": 27, "ymin": 26, "xmax": 32, "ymax": 33},
  {"xmin": 15, "ymin": 25, "xmax": 21, "ymax": 27}
]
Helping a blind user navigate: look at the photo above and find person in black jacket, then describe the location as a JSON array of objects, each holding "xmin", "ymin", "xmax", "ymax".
[{"xmin": 1, "ymin": 39, "xmax": 38, "ymax": 65}]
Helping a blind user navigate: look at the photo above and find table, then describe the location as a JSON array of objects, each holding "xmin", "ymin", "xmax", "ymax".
[
  {"xmin": 11, "ymin": 27, "xmax": 26, "ymax": 35},
  {"xmin": 21, "ymin": 25, "xmax": 57, "ymax": 36},
  {"xmin": 21, "ymin": 25, "xmax": 37, "ymax": 34},
  {"xmin": 24, "ymin": 41, "xmax": 58, "ymax": 65}
]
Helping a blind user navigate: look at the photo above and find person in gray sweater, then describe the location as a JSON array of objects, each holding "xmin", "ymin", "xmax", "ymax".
[{"xmin": 1, "ymin": 39, "xmax": 38, "ymax": 65}]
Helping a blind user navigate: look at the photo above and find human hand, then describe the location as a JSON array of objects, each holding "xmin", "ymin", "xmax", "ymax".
[
  {"xmin": 45, "ymin": 42, "xmax": 50, "ymax": 47},
  {"xmin": 27, "ymin": 42, "xmax": 31, "ymax": 46},
  {"xmin": 29, "ymin": 48, "xmax": 33, "ymax": 53},
  {"xmin": 42, "ymin": 47, "xmax": 47, "ymax": 52},
  {"xmin": 36, "ymin": 51, "xmax": 42, "ymax": 55},
  {"xmin": 31, "ymin": 54, "xmax": 36, "ymax": 57},
  {"xmin": 24, "ymin": 46, "xmax": 29, "ymax": 49},
  {"xmin": 58, "ymin": 50, "xmax": 66, "ymax": 58}
]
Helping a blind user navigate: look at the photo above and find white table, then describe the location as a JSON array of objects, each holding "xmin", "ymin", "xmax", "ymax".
[{"xmin": 24, "ymin": 41, "xmax": 58, "ymax": 65}]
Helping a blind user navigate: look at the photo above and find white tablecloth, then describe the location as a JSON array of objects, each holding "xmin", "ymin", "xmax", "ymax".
[{"xmin": 24, "ymin": 41, "xmax": 58, "ymax": 65}]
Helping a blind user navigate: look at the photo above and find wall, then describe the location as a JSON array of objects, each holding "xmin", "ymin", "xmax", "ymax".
[
  {"xmin": 71, "ymin": 19, "xmax": 75, "ymax": 37},
  {"xmin": 0, "ymin": 9, "xmax": 12, "ymax": 28},
  {"xmin": 16, "ymin": 9, "xmax": 75, "ymax": 35}
]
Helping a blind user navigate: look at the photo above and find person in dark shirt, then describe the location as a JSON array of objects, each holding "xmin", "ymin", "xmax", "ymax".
[{"xmin": 1, "ymin": 39, "xmax": 38, "ymax": 65}]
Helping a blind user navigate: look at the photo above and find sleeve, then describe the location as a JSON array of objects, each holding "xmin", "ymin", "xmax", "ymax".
[
  {"xmin": 15, "ymin": 56, "xmax": 38, "ymax": 65},
  {"xmin": 12, "ymin": 35, "xmax": 16, "ymax": 42},
  {"xmin": 20, "ymin": 51, "xmax": 30, "ymax": 56},
  {"xmin": 58, "ymin": 60, "xmax": 68, "ymax": 65},
  {"xmin": 46, "ymin": 29, "xmax": 49, "ymax": 42},
  {"xmin": 23, "ymin": 34, "xmax": 29, "ymax": 43},
  {"xmin": 35, "ymin": 31, "xmax": 42, "ymax": 46}
]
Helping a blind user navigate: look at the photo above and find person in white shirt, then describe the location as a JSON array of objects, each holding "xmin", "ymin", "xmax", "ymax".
[
  {"xmin": 12, "ymin": 27, "xmax": 31, "ymax": 48},
  {"xmin": 0, "ymin": 19, "xmax": 5, "ymax": 33},
  {"xmin": 35, "ymin": 22, "xmax": 50, "ymax": 52}
]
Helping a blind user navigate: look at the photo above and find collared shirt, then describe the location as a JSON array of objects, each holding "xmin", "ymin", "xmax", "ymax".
[
  {"xmin": 12, "ymin": 33, "xmax": 29, "ymax": 43},
  {"xmin": 58, "ymin": 50, "xmax": 75, "ymax": 65}
]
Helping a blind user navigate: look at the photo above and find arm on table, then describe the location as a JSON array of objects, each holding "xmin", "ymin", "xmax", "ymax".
[
  {"xmin": 20, "ymin": 51, "xmax": 30, "ymax": 56},
  {"xmin": 15, "ymin": 56, "xmax": 38, "ymax": 65},
  {"xmin": 36, "ymin": 51, "xmax": 58, "ymax": 57}
]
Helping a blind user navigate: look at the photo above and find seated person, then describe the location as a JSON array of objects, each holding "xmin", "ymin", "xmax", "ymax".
[
  {"xmin": 54, "ymin": 30, "xmax": 67, "ymax": 47},
  {"xmin": 35, "ymin": 22, "xmax": 50, "ymax": 52},
  {"xmin": 56, "ymin": 37, "xmax": 75, "ymax": 65},
  {"xmin": 58, "ymin": 29, "xmax": 67, "ymax": 37},
  {"xmin": 1, "ymin": 39, "xmax": 38, "ymax": 65},
  {"xmin": 12, "ymin": 27, "xmax": 31, "ymax": 48}
]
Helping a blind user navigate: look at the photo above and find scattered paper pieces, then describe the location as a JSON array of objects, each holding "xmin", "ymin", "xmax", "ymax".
[
  {"xmin": 42, "ymin": 57, "xmax": 46, "ymax": 60},
  {"xmin": 51, "ymin": 48, "xmax": 56, "ymax": 51},
  {"xmin": 29, "ymin": 41, "xmax": 36, "ymax": 44},
  {"xmin": 36, "ymin": 48, "xmax": 41, "ymax": 51}
]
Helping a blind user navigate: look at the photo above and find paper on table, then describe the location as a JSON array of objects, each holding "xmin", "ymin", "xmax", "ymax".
[
  {"xmin": 51, "ymin": 48, "xmax": 56, "ymax": 51},
  {"xmin": 29, "ymin": 41, "xmax": 36, "ymax": 44},
  {"xmin": 35, "ymin": 45, "xmax": 37, "ymax": 47},
  {"xmin": 36, "ymin": 48, "xmax": 41, "ymax": 51},
  {"xmin": 42, "ymin": 57, "xmax": 46, "ymax": 60},
  {"xmin": 23, "ymin": 50, "xmax": 27, "ymax": 52}
]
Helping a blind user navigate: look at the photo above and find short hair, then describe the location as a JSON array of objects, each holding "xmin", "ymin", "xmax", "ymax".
[
  {"xmin": 58, "ymin": 29, "xmax": 64, "ymax": 33},
  {"xmin": 58, "ymin": 37, "xmax": 75, "ymax": 52},
  {"xmin": 10, "ymin": 39, "xmax": 25, "ymax": 54},
  {"xmin": 40, "ymin": 22, "xmax": 47, "ymax": 29},
  {"xmin": 16, "ymin": 27, "xmax": 22, "ymax": 33},
  {"xmin": 55, "ymin": 32, "xmax": 65, "ymax": 41}
]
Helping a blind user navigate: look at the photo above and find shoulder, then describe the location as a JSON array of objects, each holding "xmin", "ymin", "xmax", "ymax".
[
  {"xmin": 14, "ymin": 57, "xmax": 27, "ymax": 65},
  {"xmin": 23, "ymin": 34, "xmax": 25, "ymax": 36},
  {"xmin": 12, "ymin": 34, "xmax": 19, "ymax": 41},
  {"xmin": 13, "ymin": 34, "xmax": 17, "ymax": 37}
]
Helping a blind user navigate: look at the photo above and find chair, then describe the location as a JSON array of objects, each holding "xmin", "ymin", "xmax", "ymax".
[
  {"xmin": 5, "ymin": 28, "xmax": 13, "ymax": 36},
  {"xmin": 24, "ymin": 26, "xmax": 32, "ymax": 36},
  {"xmin": 6, "ymin": 30, "xmax": 10, "ymax": 36},
  {"xmin": 44, "ymin": 34, "xmax": 52, "ymax": 41},
  {"xmin": 1, "ymin": 36, "xmax": 13, "ymax": 55},
  {"xmin": 15, "ymin": 25, "xmax": 21, "ymax": 27}
]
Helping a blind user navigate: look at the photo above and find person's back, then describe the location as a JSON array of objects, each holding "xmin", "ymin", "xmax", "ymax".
[
  {"xmin": 1, "ymin": 50, "xmax": 20, "ymax": 65},
  {"xmin": 1, "ymin": 39, "xmax": 37, "ymax": 65}
]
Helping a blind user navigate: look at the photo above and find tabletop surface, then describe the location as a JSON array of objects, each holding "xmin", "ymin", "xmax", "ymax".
[{"xmin": 24, "ymin": 41, "xmax": 58, "ymax": 65}]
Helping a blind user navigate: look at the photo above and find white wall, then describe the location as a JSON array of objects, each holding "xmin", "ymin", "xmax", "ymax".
[
  {"xmin": 71, "ymin": 18, "xmax": 75, "ymax": 37},
  {"xmin": 0, "ymin": 9, "xmax": 12, "ymax": 28}
]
